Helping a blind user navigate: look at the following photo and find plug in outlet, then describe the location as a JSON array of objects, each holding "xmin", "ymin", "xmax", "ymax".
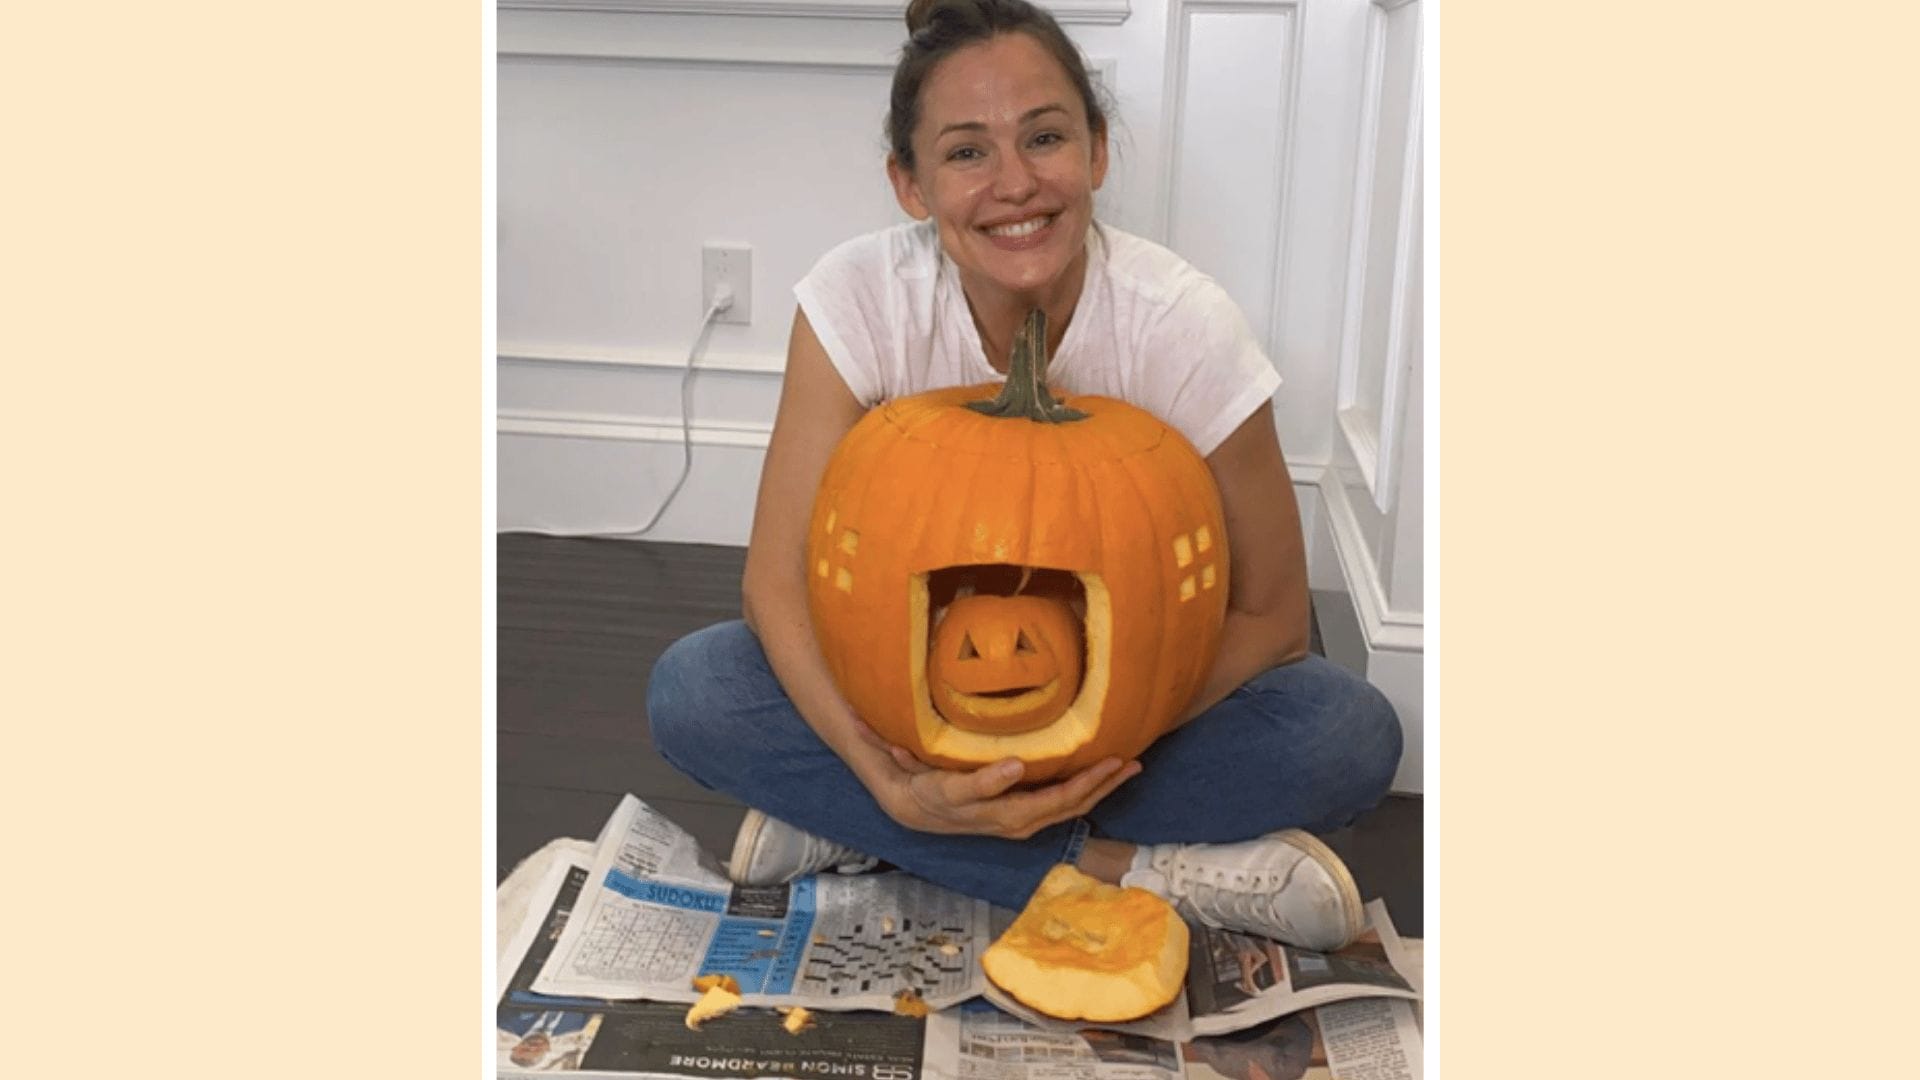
[{"xmin": 702, "ymin": 242, "xmax": 752, "ymax": 325}]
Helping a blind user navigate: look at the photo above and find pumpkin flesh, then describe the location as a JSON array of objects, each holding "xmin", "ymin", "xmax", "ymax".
[{"xmin": 982, "ymin": 864, "xmax": 1189, "ymax": 1022}]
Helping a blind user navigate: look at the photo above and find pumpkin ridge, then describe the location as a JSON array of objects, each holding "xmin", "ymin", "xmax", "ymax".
[
  {"xmin": 1099, "ymin": 449, "xmax": 1171, "ymax": 734},
  {"xmin": 1119, "ymin": 447, "xmax": 1194, "ymax": 730}
]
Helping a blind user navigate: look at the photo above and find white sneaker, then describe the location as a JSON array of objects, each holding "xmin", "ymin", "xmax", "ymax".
[
  {"xmin": 1122, "ymin": 829, "xmax": 1365, "ymax": 952},
  {"xmin": 727, "ymin": 809, "xmax": 879, "ymax": 886}
]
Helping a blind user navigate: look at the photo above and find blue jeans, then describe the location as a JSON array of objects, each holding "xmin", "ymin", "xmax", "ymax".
[{"xmin": 647, "ymin": 621, "xmax": 1402, "ymax": 911}]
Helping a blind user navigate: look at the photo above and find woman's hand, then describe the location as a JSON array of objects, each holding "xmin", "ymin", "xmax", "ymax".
[{"xmin": 851, "ymin": 721, "xmax": 1140, "ymax": 840}]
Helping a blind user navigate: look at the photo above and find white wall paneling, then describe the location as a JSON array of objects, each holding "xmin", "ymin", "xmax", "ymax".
[
  {"xmin": 1335, "ymin": 0, "xmax": 1421, "ymax": 514},
  {"xmin": 1309, "ymin": 0, "xmax": 1425, "ymax": 792},
  {"xmin": 1157, "ymin": 0, "xmax": 1301, "ymax": 346},
  {"xmin": 498, "ymin": 352, "xmax": 785, "ymax": 427},
  {"xmin": 1319, "ymin": 465, "xmax": 1421, "ymax": 654},
  {"xmin": 498, "ymin": 54, "xmax": 902, "ymax": 362},
  {"xmin": 500, "ymin": 0, "xmax": 1131, "ymax": 25}
]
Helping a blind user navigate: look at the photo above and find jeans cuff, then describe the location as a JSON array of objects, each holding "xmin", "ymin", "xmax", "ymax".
[{"xmin": 1057, "ymin": 817, "xmax": 1092, "ymax": 867}]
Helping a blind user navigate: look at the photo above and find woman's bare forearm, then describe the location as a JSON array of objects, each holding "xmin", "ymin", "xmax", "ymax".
[{"xmin": 742, "ymin": 568, "xmax": 890, "ymax": 788}]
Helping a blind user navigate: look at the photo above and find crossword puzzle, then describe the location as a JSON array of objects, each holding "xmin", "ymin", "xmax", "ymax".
[
  {"xmin": 567, "ymin": 903, "xmax": 709, "ymax": 983},
  {"xmin": 798, "ymin": 915, "xmax": 975, "ymax": 998}
]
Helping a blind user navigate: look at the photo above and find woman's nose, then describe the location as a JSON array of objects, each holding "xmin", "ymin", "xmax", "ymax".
[{"xmin": 991, "ymin": 151, "xmax": 1040, "ymax": 201}]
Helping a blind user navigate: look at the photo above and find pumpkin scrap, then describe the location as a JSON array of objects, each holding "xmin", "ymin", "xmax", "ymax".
[
  {"xmin": 778, "ymin": 1007, "xmax": 816, "ymax": 1035},
  {"xmin": 689, "ymin": 973, "xmax": 741, "ymax": 995},
  {"xmin": 684, "ymin": 984, "xmax": 742, "ymax": 1029},
  {"xmin": 891, "ymin": 988, "xmax": 932, "ymax": 1018},
  {"xmin": 981, "ymin": 864, "xmax": 1189, "ymax": 1023}
]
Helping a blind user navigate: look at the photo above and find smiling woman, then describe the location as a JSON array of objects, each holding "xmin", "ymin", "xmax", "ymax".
[
  {"xmin": 642, "ymin": 0, "xmax": 1403, "ymax": 955},
  {"xmin": 882, "ymin": 25, "xmax": 1108, "ymax": 357}
]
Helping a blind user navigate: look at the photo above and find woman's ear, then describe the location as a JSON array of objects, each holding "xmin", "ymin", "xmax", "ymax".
[
  {"xmin": 1090, "ymin": 125, "xmax": 1110, "ymax": 191},
  {"xmin": 887, "ymin": 154, "xmax": 931, "ymax": 220}
]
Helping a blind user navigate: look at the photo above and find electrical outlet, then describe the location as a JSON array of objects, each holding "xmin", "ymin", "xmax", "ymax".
[{"xmin": 702, "ymin": 242, "xmax": 752, "ymax": 325}]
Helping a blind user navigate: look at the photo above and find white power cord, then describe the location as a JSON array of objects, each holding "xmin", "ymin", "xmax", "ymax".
[{"xmin": 503, "ymin": 284, "xmax": 734, "ymax": 539}]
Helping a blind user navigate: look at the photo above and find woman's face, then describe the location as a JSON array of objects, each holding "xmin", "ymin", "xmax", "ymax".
[{"xmin": 889, "ymin": 33, "xmax": 1109, "ymax": 305}]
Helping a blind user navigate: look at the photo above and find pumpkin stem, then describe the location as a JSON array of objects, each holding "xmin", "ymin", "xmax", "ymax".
[{"xmin": 966, "ymin": 309, "xmax": 1090, "ymax": 423}]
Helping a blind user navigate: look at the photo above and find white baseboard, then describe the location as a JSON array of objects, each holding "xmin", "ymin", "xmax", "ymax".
[
  {"xmin": 1317, "ymin": 471, "xmax": 1422, "ymax": 653},
  {"xmin": 497, "ymin": 414, "xmax": 770, "ymax": 543},
  {"xmin": 1307, "ymin": 476, "xmax": 1424, "ymax": 794}
]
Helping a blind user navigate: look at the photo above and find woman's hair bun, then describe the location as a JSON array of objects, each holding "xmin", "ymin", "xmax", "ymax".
[{"xmin": 905, "ymin": 0, "xmax": 955, "ymax": 35}]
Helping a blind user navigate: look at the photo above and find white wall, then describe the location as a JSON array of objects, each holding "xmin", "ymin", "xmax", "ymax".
[{"xmin": 496, "ymin": 0, "xmax": 1425, "ymax": 790}]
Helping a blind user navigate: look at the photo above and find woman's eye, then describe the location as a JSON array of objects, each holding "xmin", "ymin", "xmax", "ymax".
[
  {"xmin": 1031, "ymin": 131, "xmax": 1064, "ymax": 148},
  {"xmin": 947, "ymin": 146, "xmax": 984, "ymax": 162}
]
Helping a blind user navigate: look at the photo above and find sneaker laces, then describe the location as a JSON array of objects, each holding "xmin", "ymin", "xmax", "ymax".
[{"xmin": 1175, "ymin": 866, "xmax": 1297, "ymax": 942}]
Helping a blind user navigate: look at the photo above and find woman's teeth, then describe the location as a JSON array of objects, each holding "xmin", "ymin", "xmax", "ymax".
[{"xmin": 985, "ymin": 215, "xmax": 1054, "ymax": 238}]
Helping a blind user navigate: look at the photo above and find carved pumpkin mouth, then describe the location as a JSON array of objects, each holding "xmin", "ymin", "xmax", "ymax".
[{"xmin": 908, "ymin": 565, "xmax": 1111, "ymax": 761}]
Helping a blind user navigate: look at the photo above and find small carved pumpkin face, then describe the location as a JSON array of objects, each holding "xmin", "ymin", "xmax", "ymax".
[{"xmin": 928, "ymin": 594, "xmax": 1084, "ymax": 735}]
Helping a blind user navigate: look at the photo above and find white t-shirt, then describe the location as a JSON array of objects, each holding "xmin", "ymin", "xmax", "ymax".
[{"xmin": 792, "ymin": 219, "xmax": 1281, "ymax": 457}]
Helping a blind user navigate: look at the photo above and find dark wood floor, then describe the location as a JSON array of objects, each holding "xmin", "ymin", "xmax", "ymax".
[{"xmin": 497, "ymin": 534, "xmax": 1422, "ymax": 936}]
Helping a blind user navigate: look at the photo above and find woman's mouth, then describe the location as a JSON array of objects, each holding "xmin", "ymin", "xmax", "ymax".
[{"xmin": 979, "ymin": 213, "xmax": 1059, "ymax": 250}]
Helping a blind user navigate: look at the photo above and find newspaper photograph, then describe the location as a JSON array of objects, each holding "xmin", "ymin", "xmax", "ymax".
[
  {"xmin": 533, "ymin": 795, "xmax": 993, "ymax": 1012},
  {"xmin": 500, "ymin": 844, "xmax": 931, "ymax": 1077},
  {"xmin": 922, "ymin": 1001, "xmax": 1187, "ymax": 1080}
]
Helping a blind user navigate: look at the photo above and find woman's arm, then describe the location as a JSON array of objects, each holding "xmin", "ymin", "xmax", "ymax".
[
  {"xmin": 744, "ymin": 308, "xmax": 1136, "ymax": 838},
  {"xmin": 742, "ymin": 308, "xmax": 892, "ymax": 785},
  {"xmin": 1180, "ymin": 405, "xmax": 1313, "ymax": 722}
]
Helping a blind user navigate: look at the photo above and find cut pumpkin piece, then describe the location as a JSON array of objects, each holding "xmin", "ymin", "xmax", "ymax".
[
  {"xmin": 981, "ymin": 864, "xmax": 1189, "ymax": 1022},
  {"xmin": 683, "ymin": 984, "xmax": 742, "ymax": 1029}
]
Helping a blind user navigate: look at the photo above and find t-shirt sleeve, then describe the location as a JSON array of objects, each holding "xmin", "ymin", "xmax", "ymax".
[
  {"xmin": 1142, "ymin": 278, "xmax": 1283, "ymax": 457},
  {"xmin": 792, "ymin": 235, "xmax": 889, "ymax": 407}
]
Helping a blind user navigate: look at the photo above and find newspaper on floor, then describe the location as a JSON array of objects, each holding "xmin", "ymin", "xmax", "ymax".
[
  {"xmin": 922, "ymin": 994, "xmax": 1422, "ymax": 1080},
  {"xmin": 977, "ymin": 899, "xmax": 1421, "ymax": 1042},
  {"xmin": 532, "ymin": 795, "xmax": 994, "ymax": 1013},
  {"xmin": 499, "ymin": 848, "xmax": 1420, "ymax": 1079},
  {"xmin": 501, "ymin": 847, "xmax": 933, "ymax": 1077}
]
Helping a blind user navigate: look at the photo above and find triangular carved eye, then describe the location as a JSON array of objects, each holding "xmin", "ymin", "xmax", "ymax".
[
  {"xmin": 1015, "ymin": 630, "xmax": 1037, "ymax": 655},
  {"xmin": 958, "ymin": 633, "xmax": 980, "ymax": 661}
]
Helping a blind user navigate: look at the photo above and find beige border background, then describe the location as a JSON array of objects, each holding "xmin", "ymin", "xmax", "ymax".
[
  {"xmin": 5, "ymin": 2, "xmax": 481, "ymax": 1076},
  {"xmin": 7, "ymin": 0, "xmax": 1919, "ymax": 1076},
  {"xmin": 1439, "ymin": 1, "xmax": 1919, "ymax": 1076}
]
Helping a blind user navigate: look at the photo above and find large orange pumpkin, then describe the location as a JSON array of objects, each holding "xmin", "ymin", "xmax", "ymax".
[{"xmin": 806, "ymin": 310, "xmax": 1229, "ymax": 782}]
